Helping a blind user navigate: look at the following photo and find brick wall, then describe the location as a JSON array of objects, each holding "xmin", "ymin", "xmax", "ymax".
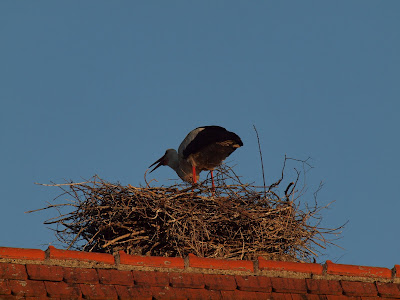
[{"xmin": 0, "ymin": 246, "xmax": 399, "ymax": 299}]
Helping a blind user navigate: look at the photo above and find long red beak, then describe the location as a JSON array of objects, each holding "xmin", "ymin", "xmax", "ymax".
[{"xmin": 149, "ymin": 155, "xmax": 167, "ymax": 173}]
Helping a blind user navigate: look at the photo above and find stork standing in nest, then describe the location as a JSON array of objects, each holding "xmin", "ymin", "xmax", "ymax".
[{"xmin": 149, "ymin": 125, "xmax": 243, "ymax": 189}]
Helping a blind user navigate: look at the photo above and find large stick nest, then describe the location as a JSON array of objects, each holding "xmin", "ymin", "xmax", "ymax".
[{"xmin": 32, "ymin": 158, "xmax": 343, "ymax": 262}]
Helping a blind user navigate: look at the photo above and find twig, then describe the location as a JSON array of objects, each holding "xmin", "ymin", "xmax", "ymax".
[{"xmin": 253, "ymin": 125, "xmax": 266, "ymax": 197}]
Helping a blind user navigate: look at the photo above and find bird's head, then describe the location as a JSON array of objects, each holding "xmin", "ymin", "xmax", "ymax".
[{"xmin": 149, "ymin": 149, "xmax": 177, "ymax": 173}]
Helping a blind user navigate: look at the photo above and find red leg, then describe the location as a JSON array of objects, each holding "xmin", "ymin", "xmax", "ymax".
[
  {"xmin": 211, "ymin": 170, "xmax": 215, "ymax": 191},
  {"xmin": 192, "ymin": 165, "xmax": 197, "ymax": 184}
]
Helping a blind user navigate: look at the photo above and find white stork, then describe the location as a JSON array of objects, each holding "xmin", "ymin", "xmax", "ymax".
[{"xmin": 149, "ymin": 125, "xmax": 243, "ymax": 188}]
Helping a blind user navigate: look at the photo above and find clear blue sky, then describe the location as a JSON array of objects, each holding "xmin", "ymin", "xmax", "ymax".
[{"xmin": 1, "ymin": 2, "xmax": 399, "ymax": 268}]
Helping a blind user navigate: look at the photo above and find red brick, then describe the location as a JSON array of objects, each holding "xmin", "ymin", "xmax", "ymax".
[
  {"xmin": 306, "ymin": 279, "xmax": 342, "ymax": 295},
  {"xmin": 26, "ymin": 264, "xmax": 63, "ymax": 281},
  {"xmin": 47, "ymin": 245, "xmax": 115, "ymax": 264},
  {"xmin": 8, "ymin": 279, "xmax": 46, "ymax": 297},
  {"xmin": 26, "ymin": 298, "xmax": 64, "ymax": 300},
  {"xmin": 341, "ymin": 281, "xmax": 378, "ymax": 297},
  {"xmin": 115, "ymin": 285, "xmax": 152, "ymax": 300},
  {"xmin": 235, "ymin": 275, "xmax": 272, "ymax": 292},
  {"xmin": 79, "ymin": 283, "xmax": 118, "ymax": 299},
  {"xmin": 270, "ymin": 293, "xmax": 292, "ymax": 300},
  {"xmin": 170, "ymin": 272, "xmax": 205, "ymax": 288},
  {"xmin": 147, "ymin": 286, "xmax": 175, "ymax": 300},
  {"xmin": 204, "ymin": 274, "xmax": 237, "ymax": 291},
  {"xmin": 395, "ymin": 265, "xmax": 400, "ymax": 278},
  {"xmin": 0, "ymin": 279, "xmax": 11, "ymax": 295},
  {"xmin": 258, "ymin": 257, "xmax": 323, "ymax": 275},
  {"xmin": 149, "ymin": 286, "xmax": 175, "ymax": 300},
  {"xmin": 303, "ymin": 295, "xmax": 322, "ymax": 300},
  {"xmin": 97, "ymin": 268, "xmax": 133, "ymax": 285},
  {"xmin": 188, "ymin": 253, "xmax": 254, "ymax": 272},
  {"xmin": 0, "ymin": 263, "xmax": 27, "ymax": 280},
  {"xmin": 119, "ymin": 251, "xmax": 184, "ymax": 269},
  {"xmin": 133, "ymin": 270, "xmax": 170, "ymax": 287},
  {"xmin": 44, "ymin": 281, "xmax": 81, "ymax": 298},
  {"xmin": 376, "ymin": 282, "xmax": 400, "ymax": 298},
  {"xmin": 0, "ymin": 247, "xmax": 46, "ymax": 261},
  {"xmin": 152, "ymin": 286, "xmax": 222, "ymax": 300},
  {"xmin": 291, "ymin": 295, "xmax": 325, "ymax": 300},
  {"xmin": 63, "ymin": 267, "xmax": 99, "ymax": 284},
  {"xmin": 283, "ymin": 294, "xmax": 322, "ymax": 300},
  {"xmin": 221, "ymin": 290, "xmax": 271, "ymax": 299},
  {"xmin": 326, "ymin": 260, "xmax": 392, "ymax": 279},
  {"xmin": 0, "ymin": 296, "xmax": 22, "ymax": 300},
  {"xmin": 184, "ymin": 288, "xmax": 222, "ymax": 300},
  {"xmin": 326, "ymin": 296, "xmax": 361, "ymax": 300},
  {"xmin": 270, "ymin": 277, "xmax": 307, "ymax": 293},
  {"xmin": 290, "ymin": 294, "xmax": 311, "ymax": 300}
]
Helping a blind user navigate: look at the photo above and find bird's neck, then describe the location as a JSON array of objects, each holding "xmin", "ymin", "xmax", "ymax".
[
  {"xmin": 167, "ymin": 155, "xmax": 180, "ymax": 171},
  {"xmin": 167, "ymin": 151, "xmax": 197, "ymax": 183}
]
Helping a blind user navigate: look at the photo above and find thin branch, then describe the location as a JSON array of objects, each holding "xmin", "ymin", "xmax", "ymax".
[{"xmin": 253, "ymin": 125, "xmax": 266, "ymax": 197}]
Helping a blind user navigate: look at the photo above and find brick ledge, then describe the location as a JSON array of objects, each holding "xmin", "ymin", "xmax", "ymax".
[{"xmin": 0, "ymin": 246, "xmax": 398, "ymax": 283}]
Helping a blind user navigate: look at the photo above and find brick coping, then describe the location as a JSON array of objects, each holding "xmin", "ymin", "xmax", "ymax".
[{"xmin": 0, "ymin": 246, "xmax": 398, "ymax": 283}]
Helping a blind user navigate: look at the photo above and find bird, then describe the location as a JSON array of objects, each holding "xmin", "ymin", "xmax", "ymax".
[{"xmin": 149, "ymin": 125, "xmax": 243, "ymax": 189}]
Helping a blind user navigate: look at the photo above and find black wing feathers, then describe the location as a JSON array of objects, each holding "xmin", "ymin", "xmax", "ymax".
[{"xmin": 182, "ymin": 126, "xmax": 243, "ymax": 158}]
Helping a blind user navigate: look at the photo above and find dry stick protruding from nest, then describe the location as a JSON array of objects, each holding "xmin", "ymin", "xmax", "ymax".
[
  {"xmin": 29, "ymin": 159, "xmax": 344, "ymax": 262},
  {"xmin": 253, "ymin": 125, "xmax": 266, "ymax": 197}
]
